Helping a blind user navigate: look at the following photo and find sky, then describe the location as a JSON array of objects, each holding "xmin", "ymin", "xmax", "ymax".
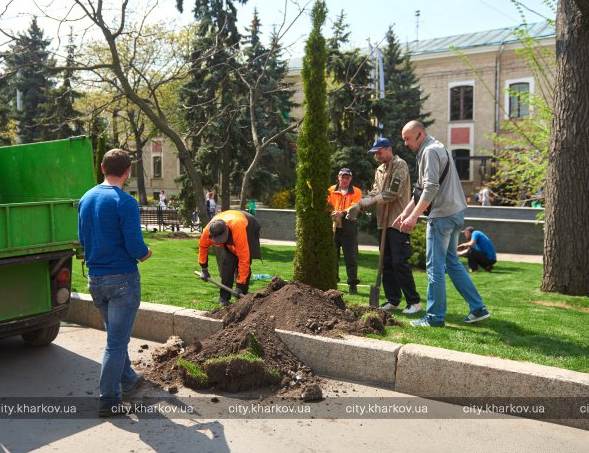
[{"xmin": 0, "ymin": 0, "xmax": 556, "ymax": 60}]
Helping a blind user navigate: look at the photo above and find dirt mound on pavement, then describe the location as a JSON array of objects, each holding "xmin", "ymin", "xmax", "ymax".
[{"xmin": 143, "ymin": 278, "xmax": 395, "ymax": 396}]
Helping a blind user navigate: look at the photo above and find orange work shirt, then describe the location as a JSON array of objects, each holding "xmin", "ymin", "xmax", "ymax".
[
  {"xmin": 198, "ymin": 210, "xmax": 251, "ymax": 284},
  {"xmin": 327, "ymin": 184, "xmax": 362, "ymax": 212}
]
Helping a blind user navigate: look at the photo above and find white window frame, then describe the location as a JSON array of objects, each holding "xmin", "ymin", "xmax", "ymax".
[
  {"xmin": 504, "ymin": 77, "xmax": 534, "ymax": 119},
  {"xmin": 448, "ymin": 80, "xmax": 475, "ymax": 122}
]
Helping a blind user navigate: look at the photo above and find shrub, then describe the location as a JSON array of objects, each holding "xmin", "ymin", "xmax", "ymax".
[
  {"xmin": 409, "ymin": 222, "xmax": 427, "ymax": 270},
  {"xmin": 268, "ymin": 189, "xmax": 295, "ymax": 209}
]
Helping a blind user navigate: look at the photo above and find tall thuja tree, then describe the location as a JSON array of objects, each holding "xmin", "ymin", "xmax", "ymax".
[
  {"xmin": 375, "ymin": 26, "xmax": 432, "ymax": 181},
  {"xmin": 4, "ymin": 18, "xmax": 56, "ymax": 143},
  {"xmin": 178, "ymin": 0, "xmax": 247, "ymax": 211},
  {"xmin": 293, "ymin": 0, "xmax": 337, "ymax": 290},
  {"xmin": 326, "ymin": 11, "xmax": 377, "ymax": 189},
  {"xmin": 236, "ymin": 11, "xmax": 295, "ymax": 203},
  {"xmin": 50, "ymin": 30, "xmax": 83, "ymax": 139}
]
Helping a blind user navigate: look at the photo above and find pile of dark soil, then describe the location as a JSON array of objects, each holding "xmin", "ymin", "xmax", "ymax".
[{"xmin": 143, "ymin": 278, "xmax": 396, "ymax": 398}]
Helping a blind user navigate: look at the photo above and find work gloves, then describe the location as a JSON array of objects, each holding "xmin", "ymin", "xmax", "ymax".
[
  {"xmin": 345, "ymin": 203, "xmax": 362, "ymax": 221},
  {"xmin": 346, "ymin": 191, "xmax": 396, "ymax": 221},
  {"xmin": 199, "ymin": 266, "xmax": 210, "ymax": 281},
  {"xmin": 235, "ymin": 283, "xmax": 248, "ymax": 297}
]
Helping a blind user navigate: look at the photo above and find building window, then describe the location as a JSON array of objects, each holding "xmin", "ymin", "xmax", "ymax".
[
  {"xmin": 153, "ymin": 191, "xmax": 160, "ymax": 200},
  {"xmin": 450, "ymin": 85, "xmax": 473, "ymax": 121},
  {"xmin": 452, "ymin": 149, "xmax": 470, "ymax": 181},
  {"xmin": 153, "ymin": 156, "xmax": 162, "ymax": 178},
  {"xmin": 508, "ymin": 82, "xmax": 530, "ymax": 119}
]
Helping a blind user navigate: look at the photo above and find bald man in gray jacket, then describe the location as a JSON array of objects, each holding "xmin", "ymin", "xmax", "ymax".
[{"xmin": 394, "ymin": 120, "xmax": 490, "ymax": 327}]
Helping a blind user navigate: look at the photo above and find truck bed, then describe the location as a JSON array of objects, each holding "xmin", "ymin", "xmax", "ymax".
[
  {"xmin": 0, "ymin": 199, "xmax": 81, "ymax": 259},
  {"xmin": 0, "ymin": 136, "xmax": 95, "ymax": 260}
]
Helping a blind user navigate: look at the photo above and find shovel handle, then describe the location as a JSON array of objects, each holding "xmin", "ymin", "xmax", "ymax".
[{"xmin": 193, "ymin": 271, "xmax": 243, "ymax": 298}]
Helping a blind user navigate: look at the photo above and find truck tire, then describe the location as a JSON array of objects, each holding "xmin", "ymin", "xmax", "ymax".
[{"xmin": 22, "ymin": 323, "xmax": 61, "ymax": 346}]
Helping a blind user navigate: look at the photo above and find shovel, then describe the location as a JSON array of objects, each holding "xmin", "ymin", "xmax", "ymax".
[
  {"xmin": 369, "ymin": 207, "xmax": 388, "ymax": 308},
  {"xmin": 193, "ymin": 271, "xmax": 243, "ymax": 298}
]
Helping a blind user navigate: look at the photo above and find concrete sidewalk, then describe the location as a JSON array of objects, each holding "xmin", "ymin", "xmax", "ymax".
[
  {"xmin": 2, "ymin": 326, "xmax": 587, "ymax": 452},
  {"xmin": 260, "ymin": 238, "xmax": 543, "ymax": 264}
]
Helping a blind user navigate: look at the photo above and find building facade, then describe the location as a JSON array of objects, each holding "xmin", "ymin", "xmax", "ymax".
[
  {"xmin": 407, "ymin": 21, "xmax": 554, "ymax": 194},
  {"xmin": 126, "ymin": 137, "xmax": 184, "ymax": 202},
  {"xmin": 125, "ymin": 22, "xmax": 555, "ymax": 202}
]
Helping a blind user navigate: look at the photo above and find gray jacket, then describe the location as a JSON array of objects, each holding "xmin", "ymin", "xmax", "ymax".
[{"xmin": 416, "ymin": 135, "xmax": 467, "ymax": 218}]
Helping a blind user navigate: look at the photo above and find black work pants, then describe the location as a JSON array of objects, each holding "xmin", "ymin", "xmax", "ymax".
[
  {"xmin": 334, "ymin": 219, "xmax": 360, "ymax": 286},
  {"xmin": 467, "ymin": 249, "xmax": 496, "ymax": 271},
  {"xmin": 381, "ymin": 228, "xmax": 420, "ymax": 306},
  {"xmin": 216, "ymin": 247, "xmax": 251, "ymax": 301}
]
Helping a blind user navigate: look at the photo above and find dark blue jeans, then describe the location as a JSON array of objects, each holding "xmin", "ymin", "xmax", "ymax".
[{"xmin": 89, "ymin": 271, "xmax": 141, "ymax": 405}]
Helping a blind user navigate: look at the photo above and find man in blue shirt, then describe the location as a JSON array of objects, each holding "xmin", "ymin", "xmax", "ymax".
[
  {"xmin": 78, "ymin": 149, "xmax": 152, "ymax": 417},
  {"xmin": 458, "ymin": 226, "xmax": 497, "ymax": 272}
]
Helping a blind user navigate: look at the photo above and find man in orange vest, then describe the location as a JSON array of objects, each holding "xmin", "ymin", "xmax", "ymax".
[
  {"xmin": 198, "ymin": 210, "xmax": 261, "ymax": 306},
  {"xmin": 327, "ymin": 168, "xmax": 363, "ymax": 294}
]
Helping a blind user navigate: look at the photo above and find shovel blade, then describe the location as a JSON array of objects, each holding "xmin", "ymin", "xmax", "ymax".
[{"xmin": 369, "ymin": 285, "xmax": 380, "ymax": 308}]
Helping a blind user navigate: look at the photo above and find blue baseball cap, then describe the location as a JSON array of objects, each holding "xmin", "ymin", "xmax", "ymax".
[{"xmin": 368, "ymin": 137, "xmax": 392, "ymax": 153}]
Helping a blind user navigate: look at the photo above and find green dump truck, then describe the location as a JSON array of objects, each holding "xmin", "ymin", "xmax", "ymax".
[{"xmin": 0, "ymin": 137, "xmax": 95, "ymax": 345}]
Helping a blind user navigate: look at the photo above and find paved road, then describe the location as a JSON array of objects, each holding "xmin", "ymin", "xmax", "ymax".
[{"xmin": 1, "ymin": 325, "xmax": 586, "ymax": 453}]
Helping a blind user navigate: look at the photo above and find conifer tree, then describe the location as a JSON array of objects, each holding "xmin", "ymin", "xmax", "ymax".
[
  {"xmin": 0, "ymin": 76, "xmax": 12, "ymax": 145},
  {"xmin": 293, "ymin": 0, "xmax": 337, "ymax": 290},
  {"xmin": 374, "ymin": 26, "xmax": 432, "ymax": 180},
  {"xmin": 236, "ymin": 11, "xmax": 295, "ymax": 202},
  {"xmin": 4, "ymin": 18, "xmax": 56, "ymax": 143},
  {"xmin": 49, "ymin": 30, "xmax": 83, "ymax": 139},
  {"xmin": 326, "ymin": 11, "xmax": 377, "ymax": 189},
  {"xmin": 178, "ymin": 0, "xmax": 247, "ymax": 210}
]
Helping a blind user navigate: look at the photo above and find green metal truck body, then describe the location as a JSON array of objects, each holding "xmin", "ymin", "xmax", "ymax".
[{"xmin": 0, "ymin": 137, "xmax": 95, "ymax": 345}]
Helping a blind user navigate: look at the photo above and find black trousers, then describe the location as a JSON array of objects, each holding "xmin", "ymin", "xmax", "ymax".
[
  {"xmin": 334, "ymin": 219, "xmax": 359, "ymax": 285},
  {"xmin": 467, "ymin": 249, "xmax": 496, "ymax": 271},
  {"xmin": 381, "ymin": 228, "xmax": 420, "ymax": 306},
  {"xmin": 216, "ymin": 247, "xmax": 251, "ymax": 301}
]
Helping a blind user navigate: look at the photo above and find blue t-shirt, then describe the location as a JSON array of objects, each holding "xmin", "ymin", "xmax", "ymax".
[
  {"xmin": 472, "ymin": 230, "xmax": 496, "ymax": 261},
  {"xmin": 78, "ymin": 185, "xmax": 149, "ymax": 277}
]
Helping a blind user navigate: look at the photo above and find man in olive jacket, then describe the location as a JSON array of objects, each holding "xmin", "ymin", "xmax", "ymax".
[{"xmin": 347, "ymin": 137, "xmax": 421, "ymax": 313}]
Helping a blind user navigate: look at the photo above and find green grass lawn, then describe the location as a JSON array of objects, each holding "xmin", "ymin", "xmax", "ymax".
[{"xmin": 72, "ymin": 232, "xmax": 589, "ymax": 373}]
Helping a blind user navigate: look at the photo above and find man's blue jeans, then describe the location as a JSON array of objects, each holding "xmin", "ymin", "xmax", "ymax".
[
  {"xmin": 89, "ymin": 271, "xmax": 141, "ymax": 404},
  {"xmin": 425, "ymin": 210, "xmax": 485, "ymax": 324}
]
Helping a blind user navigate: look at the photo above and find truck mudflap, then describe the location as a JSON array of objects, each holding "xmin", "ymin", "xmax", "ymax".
[{"xmin": 0, "ymin": 304, "xmax": 68, "ymax": 339}]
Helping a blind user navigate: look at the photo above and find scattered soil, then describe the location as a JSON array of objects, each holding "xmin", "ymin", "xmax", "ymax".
[{"xmin": 142, "ymin": 278, "xmax": 398, "ymax": 398}]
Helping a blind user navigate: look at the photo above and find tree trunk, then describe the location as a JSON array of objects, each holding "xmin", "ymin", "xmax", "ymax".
[
  {"xmin": 220, "ymin": 143, "xmax": 231, "ymax": 211},
  {"xmin": 128, "ymin": 110, "xmax": 148, "ymax": 205},
  {"xmin": 88, "ymin": 15, "xmax": 207, "ymax": 220},
  {"xmin": 542, "ymin": 0, "xmax": 589, "ymax": 295},
  {"xmin": 133, "ymin": 135, "xmax": 148, "ymax": 206}
]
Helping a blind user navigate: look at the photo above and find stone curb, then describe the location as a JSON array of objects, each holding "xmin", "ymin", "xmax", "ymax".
[
  {"xmin": 276, "ymin": 329, "xmax": 401, "ymax": 388},
  {"xmin": 68, "ymin": 293, "xmax": 223, "ymax": 343},
  {"xmin": 395, "ymin": 344, "xmax": 589, "ymax": 430},
  {"xmin": 66, "ymin": 294, "xmax": 589, "ymax": 429}
]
